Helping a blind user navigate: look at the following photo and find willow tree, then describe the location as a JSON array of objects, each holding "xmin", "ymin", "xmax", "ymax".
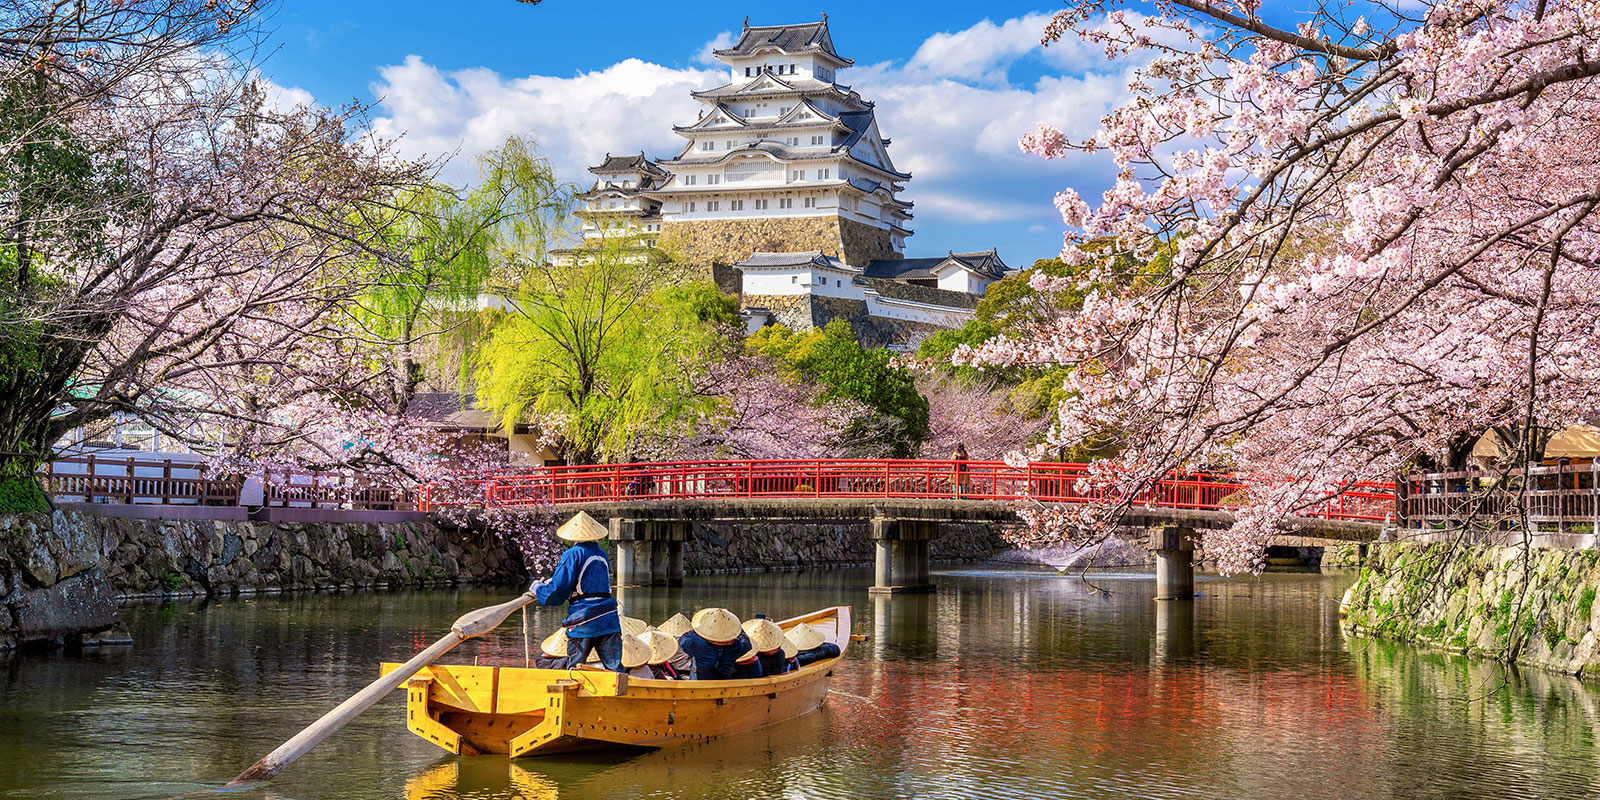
[
  {"xmin": 352, "ymin": 136, "xmax": 570, "ymax": 417},
  {"xmin": 474, "ymin": 244, "xmax": 737, "ymax": 464}
]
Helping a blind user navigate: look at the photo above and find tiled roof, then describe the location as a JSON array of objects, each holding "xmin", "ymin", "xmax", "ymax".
[
  {"xmin": 733, "ymin": 250, "xmax": 856, "ymax": 272},
  {"xmin": 863, "ymin": 250, "xmax": 1012, "ymax": 282},
  {"xmin": 692, "ymin": 76, "xmax": 864, "ymax": 105},
  {"xmin": 588, "ymin": 152, "xmax": 669, "ymax": 177},
  {"xmin": 714, "ymin": 19, "xmax": 851, "ymax": 65},
  {"xmin": 657, "ymin": 139, "xmax": 910, "ymax": 180}
]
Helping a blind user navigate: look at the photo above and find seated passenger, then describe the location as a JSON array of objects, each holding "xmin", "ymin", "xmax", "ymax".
[
  {"xmin": 676, "ymin": 608, "xmax": 761, "ymax": 680},
  {"xmin": 786, "ymin": 622, "xmax": 841, "ymax": 667},
  {"xmin": 743, "ymin": 618, "xmax": 797, "ymax": 676},
  {"xmin": 734, "ymin": 645, "xmax": 763, "ymax": 679},
  {"xmin": 534, "ymin": 629, "xmax": 569, "ymax": 669},
  {"xmin": 621, "ymin": 634, "xmax": 655, "ymax": 680},
  {"xmin": 657, "ymin": 612, "xmax": 692, "ymax": 638},
  {"xmin": 643, "ymin": 630, "xmax": 691, "ymax": 679}
]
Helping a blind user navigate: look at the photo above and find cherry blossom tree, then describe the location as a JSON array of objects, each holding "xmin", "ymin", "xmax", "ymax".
[
  {"xmin": 0, "ymin": 1, "xmax": 423, "ymax": 488},
  {"xmin": 971, "ymin": 1, "xmax": 1600, "ymax": 571}
]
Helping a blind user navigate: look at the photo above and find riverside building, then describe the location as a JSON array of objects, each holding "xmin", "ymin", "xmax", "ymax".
[{"xmin": 566, "ymin": 16, "xmax": 1013, "ymax": 348}]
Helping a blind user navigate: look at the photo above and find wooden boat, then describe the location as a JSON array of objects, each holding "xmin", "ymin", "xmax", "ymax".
[{"xmin": 380, "ymin": 605, "xmax": 850, "ymax": 757}]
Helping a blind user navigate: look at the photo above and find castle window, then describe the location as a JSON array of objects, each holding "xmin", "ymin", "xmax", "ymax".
[
  {"xmin": 683, "ymin": 175, "xmax": 696, "ymax": 185},
  {"xmin": 754, "ymin": 199, "xmax": 768, "ymax": 210},
  {"xmin": 812, "ymin": 136, "xmax": 824, "ymax": 145},
  {"xmin": 791, "ymin": 170, "xmax": 806, "ymax": 181},
  {"xmin": 779, "ymin": 198, "xmax": 793, "ymax": 209},
  {"xmin": 700, "ymin": 141, "xmax": 714, "ymax": 151},
  {"xmin": 803, "ymin": 196, "xmax": 815, "ymax": 208},
  {"xmin": 726, "ymin": 140, "xmax": 736, "ymax": 150},
  {"xmin": 745, "ymin": 67, "xmax": 752, "ymax": 77},
  {"xmin": 707, "ymin": 174, "xmax": 720, "ymax": 185},
  {"xmin": 687, "ymin": 201, "xmax": 696, "ymax": 212},
  {"xmin": 730, "ymin": 200, "xmax": 744, "ymax": 211},
  {"xmin": 708, "ymin": 201, "xmax": 720, "ymax": 211},
  {"xmin": 818, "ymin": 169, "xmax": 831, "ymax": 180}
]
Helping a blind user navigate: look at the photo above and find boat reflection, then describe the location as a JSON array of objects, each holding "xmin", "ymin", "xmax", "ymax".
[{"xmin": 404, "ymin": 758, "xmax": 558, "ymax": 800}]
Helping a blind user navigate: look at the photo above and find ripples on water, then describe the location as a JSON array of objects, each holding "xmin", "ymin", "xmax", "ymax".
[{"xmin": 1, "ymin": 566, "xmax": 1597, "ymax": 799}]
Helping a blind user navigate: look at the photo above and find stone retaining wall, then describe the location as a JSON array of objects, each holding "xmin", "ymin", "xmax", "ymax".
[
  {"xmin": 684, "ymin": 520, "xmax": 1002, "ymax": 573},
  {"xmin": 1343, "ymin": 542, "xmax": 1600, "ymax": 679},
  {"xmin": 1, "ymin": 509, "xmax": 527, "ymax": 651}
]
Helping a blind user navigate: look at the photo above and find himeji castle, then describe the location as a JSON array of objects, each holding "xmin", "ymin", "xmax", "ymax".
[{"xmin": 563, "ymin": 15, "xmax": 1013, "ymax": 348}]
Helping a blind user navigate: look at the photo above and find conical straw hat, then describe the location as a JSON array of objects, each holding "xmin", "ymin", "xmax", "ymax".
[
  {"xmin": 539, "ymin": 629, "xmax": 569, "ymax": 658},
  {"xmin": 643, "ymin": 630, "xmax": 679, "ymax": 664},
  {"xmin": 621, "ymin": 634, "xmax": 652, "ymax": 670},
  {"xmin": 742, "ymin": 618, "xmax": 787, "ymax": 653},
  {"xmin": 781, "ymin": 639, "xmax": 797, "ymax": 659},
  {"xmin": 557, "ymin": 511, "xmax": 609, "ymax": 542},
  {"xmin": 785, "ymin": 622, "xmax": 826, "ymax": 652},
  {"xmin": 736, "ymin": 647, "xmax": 759, "ymax": 664},
  {"xmin": 619, "ymin": 615, "xmax": 649, "ymax": 637},
  {"xmin": 658, "ymin": 612, "xmax": 692, "ymax": 638},
  {"xmin": 692, "ymin": 607, "xmax": 742, "ymax": 643}
]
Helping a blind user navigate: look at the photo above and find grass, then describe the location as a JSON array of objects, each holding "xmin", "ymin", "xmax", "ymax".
[{"xmin": 1578, "ymin": 587, "xmax": 1596, "ymax": 621}]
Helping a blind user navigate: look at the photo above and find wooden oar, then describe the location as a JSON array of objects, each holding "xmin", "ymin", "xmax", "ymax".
[{"xmin": 227, "ymin": 590, "xmax": 539, "ymax": 787}]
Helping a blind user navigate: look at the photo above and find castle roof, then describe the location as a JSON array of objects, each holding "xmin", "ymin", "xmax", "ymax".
[
  {"xmin": 734, "ymin": 250, "xmax": 858, "ymax": 272},
  {"xmin": 656, "ymin": 139, "xmax": 911, "ymax": 181},
  {"xmin": 714, "ymin": 18, "xmax": 852, "ymax": 66},
  {"xmin": 692, "ymin": 75, "xmax": 867, "ymax": 108},
  {"xmin": 588, "ymin": 152, "xmax": 669, "ymax": 177},
  {"xmin": 863, "ymin": 250, "xmax": 1011, "ymax": 282}
]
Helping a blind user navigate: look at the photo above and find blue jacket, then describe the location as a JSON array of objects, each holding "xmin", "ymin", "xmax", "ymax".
[
  {"xmin": 534, "ymin": 541, "xmax": 620, "ymax": 638},
  {"xmin": 794, "ymin": 642, "xmax": 841, "ymax": 667},
  {"xmin": 678, "ymin": 631, "xmax": 762, "ymax": 680}
]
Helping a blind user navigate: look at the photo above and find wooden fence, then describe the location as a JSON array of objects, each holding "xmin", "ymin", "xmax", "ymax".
[
  {"xmin": 41, "ymin": 455, "xmax": 411, "ymax": 510},
  {"xmin": 1401, "ymin": 461, "xmax": 1600, "ymax": 532}
]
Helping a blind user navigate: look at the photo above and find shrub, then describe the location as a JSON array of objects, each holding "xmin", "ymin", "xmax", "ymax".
[{"xmin": 0, "ymin": 477, "xmax": 50, "ymax": 513}]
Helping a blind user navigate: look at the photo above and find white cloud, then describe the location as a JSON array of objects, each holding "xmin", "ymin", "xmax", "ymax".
[
  {"xmin": 696, "ymin": 31, "xmax": 737, "ymax": 66},
  {"xmin": 362, "ymin": 12, "xmax": 1139, "ymax": 257}
]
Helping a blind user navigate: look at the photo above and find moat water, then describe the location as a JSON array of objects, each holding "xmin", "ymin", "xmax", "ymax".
[{"xmin": 2, "ymin": 566, "xmax": 1599, "ymax": 799}]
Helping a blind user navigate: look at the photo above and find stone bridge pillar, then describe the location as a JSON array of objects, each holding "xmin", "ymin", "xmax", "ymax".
[
  {"xmin": 1149, "ymin": 525, "xmax": 1196, "ymax": 600},
  {"xmin": 869, "ymin": 518, "xmax": 936, "ymax": 595},
  {"xmin": 610, "ymin": 519, "xmax": 689, "ymax": 588}
]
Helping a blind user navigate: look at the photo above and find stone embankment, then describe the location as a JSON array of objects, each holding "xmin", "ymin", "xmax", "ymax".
[
  {"xmin": 1341, "ymin": 542, "xmax": 1600, "ymax": 679},
  {"xmin": 1, "ymin": 509, "xmax": 525, "ymax": 651},
  {"xmin": 684, "ymin": 521, "xmax": 1001, "ymax": 573}
]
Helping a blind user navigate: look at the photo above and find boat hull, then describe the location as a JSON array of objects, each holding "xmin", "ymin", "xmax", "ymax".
[{"xmin": 381, "ymin": 605, "xmax": 850, "ymax": 757}]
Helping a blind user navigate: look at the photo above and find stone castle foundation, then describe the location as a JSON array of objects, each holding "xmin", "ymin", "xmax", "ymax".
[{"xmin": 659, "ymin": 215, "xmax": 898, "ymax": 271}]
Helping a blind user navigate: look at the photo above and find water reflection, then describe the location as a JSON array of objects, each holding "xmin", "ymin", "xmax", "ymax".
[{"xmin": 2, "ymin": 569, "xmax": 1599, "ymax": 799}]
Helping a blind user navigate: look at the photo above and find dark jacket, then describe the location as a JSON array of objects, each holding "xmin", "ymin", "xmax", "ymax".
[
  {"xmin": 794, "ymin": 642, "xmax": 841, "ymax": 667},
  {"xmin": 678, "ymin": 631, "xmax": 762, "ymax": 680},
  {"xmin": 534, "ymin": 541, "xmax": 621, "ymax": 638},
  {"xmin": 756, "ymin": 649, "xmax": 795, "ymax": 676}
]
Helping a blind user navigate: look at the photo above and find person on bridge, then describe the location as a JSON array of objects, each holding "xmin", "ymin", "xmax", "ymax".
[
  {"xmin": 531, "ymin": 512, "xmax": 624, "ymax": 672},
  {"xmin": 951, "ymin": 443, "xmax": 971, "ymax": 499},
  {"xmin": 677, "ymin": 608, "xmax": 762, "ymax": 680},
  {"xmin": 787, "ymin": 622, "xmax": 841, "ymax": 667},
  {"xmin": 743, "ymin": 618, "xmax": 797, "ymax": 675}
]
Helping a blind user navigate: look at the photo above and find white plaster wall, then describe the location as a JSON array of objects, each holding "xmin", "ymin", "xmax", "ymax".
[{"xmin": 866, "ymin": 296, "xmax": 976, "ymax": 326}]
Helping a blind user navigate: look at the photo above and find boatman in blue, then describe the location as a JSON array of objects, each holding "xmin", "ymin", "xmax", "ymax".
[{"xmin": 531, "ymin": 512, "xmax": 624, "ymax": 672}]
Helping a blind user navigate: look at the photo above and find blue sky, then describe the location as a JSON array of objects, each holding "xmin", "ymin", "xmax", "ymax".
[{"xmin": 257, "ymin": 2, "xmax": 1144, "ymax": 265}]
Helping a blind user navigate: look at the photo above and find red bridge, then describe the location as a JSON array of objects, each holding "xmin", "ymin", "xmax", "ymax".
[
  {"xmin": 421, "ymin": 459, "xmax": 1394, "ymax": 598},
  {"xmin": 422, "ymin": 458, "xmax": 1395, "ymax": 523}
]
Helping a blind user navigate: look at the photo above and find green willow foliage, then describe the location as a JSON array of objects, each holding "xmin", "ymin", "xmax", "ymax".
[
  {"xmin": 354, "ymin": 136, "xmax": 570, "ymax": 409},
  {"xmin": 473, "ymin": 243, "xmax": 737, "ymax": 464}
]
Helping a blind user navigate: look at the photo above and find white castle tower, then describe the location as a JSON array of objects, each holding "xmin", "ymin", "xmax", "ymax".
[{"xmin": 566, "ymin": 16, "xmax": 914, "ymax": 270}]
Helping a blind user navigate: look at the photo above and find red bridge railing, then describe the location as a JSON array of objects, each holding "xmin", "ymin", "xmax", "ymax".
[{"xmin": 418, "ymin": 459, "xmax": 1396, "ymax": 523}]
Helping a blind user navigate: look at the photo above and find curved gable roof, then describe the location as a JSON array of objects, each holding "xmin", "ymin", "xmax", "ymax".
[{"xmin": 714, "ymin": 19, "xmax": 852, "ymax": 66}]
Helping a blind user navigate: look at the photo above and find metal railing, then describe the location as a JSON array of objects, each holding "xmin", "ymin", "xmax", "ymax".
[{"xmin": 419, "ymin": 459, "xmax": 1397, "ymax": 522}]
